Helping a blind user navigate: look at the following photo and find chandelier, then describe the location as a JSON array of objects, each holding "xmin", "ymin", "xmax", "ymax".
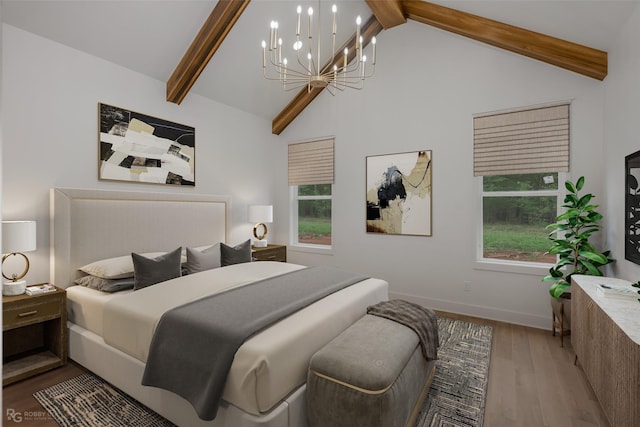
[{"xmin": 261, "ymin": 3, "xmax": 377, "ymax": 94}]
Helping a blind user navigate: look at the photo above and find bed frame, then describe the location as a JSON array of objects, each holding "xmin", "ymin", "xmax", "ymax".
[{"xmin": 50, "ymin": 188, "xmax": 308, "ymax": 427}]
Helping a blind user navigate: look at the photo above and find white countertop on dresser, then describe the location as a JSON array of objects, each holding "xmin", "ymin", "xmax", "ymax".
[{"xmin": 572, "ymin": 275, "xmax": 640, "ymax": 345}]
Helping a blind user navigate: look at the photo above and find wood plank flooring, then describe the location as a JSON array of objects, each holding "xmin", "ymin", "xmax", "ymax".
[{"xmin": 2, "ymin": 313, "xmax": 611, "ymax": 427}]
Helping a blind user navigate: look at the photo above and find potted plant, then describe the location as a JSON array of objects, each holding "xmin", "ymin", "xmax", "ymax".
[{"xmin": 542, "ymin": 176, "xmax": 614, "ymax": 343}]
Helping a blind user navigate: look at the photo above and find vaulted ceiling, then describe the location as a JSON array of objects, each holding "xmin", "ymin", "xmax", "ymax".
[{"xmin": 3, "ymin": 0, "xmax": 637, "ymax": 134}]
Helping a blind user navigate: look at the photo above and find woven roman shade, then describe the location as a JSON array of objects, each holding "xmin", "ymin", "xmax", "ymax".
[
  {"xmin": 288, "ymin": 138, "xmax": 334, "ymax": 185},
  {"xmin": 474, "ymin": 104, "xmax": 570, "ymax": 176}
]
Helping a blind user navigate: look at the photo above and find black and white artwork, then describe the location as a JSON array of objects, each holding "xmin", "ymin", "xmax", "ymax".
[
  {"xmin": 366, "ymin": 150, "xmax": 432, "ymax": 236},
  {"xmin": 99, "ymin": 103, "xmax": 195, "ymax": 186},
  {"xmin": 626, "ymin": 149, "xmax": 640, "ymax": 264}
]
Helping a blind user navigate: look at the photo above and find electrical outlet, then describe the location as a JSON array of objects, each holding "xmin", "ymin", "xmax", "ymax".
[{"xmin": 463, "ymin": 281, "xmax": 472, "ymax": 292}]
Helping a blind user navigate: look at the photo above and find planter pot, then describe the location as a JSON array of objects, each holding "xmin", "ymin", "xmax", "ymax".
[{"xmin": 550, "ymin": 291, "xmax": 571, "ymax": 347}]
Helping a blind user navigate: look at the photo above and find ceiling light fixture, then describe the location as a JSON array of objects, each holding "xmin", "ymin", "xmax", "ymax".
[{"xmin": 261, "ymin": 2, "xmax": 376, "ymax": 94}]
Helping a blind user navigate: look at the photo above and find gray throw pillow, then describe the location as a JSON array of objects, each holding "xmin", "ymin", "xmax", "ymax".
[
  {"xmin": 185, "ymin": 243, "xmax": 221, "ymax": 274},
  {"xmin": 132, "ymin": 247, "xmax": 182, "ymax": 290},
  {"xmin": 220, "ymin": 240, "xmax": 252, "ymax": 266}
]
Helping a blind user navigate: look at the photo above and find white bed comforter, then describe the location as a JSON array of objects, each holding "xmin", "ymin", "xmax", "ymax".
[{"xmin": 66, "ymin": 261, "xmax": 388, "ymax": 415}]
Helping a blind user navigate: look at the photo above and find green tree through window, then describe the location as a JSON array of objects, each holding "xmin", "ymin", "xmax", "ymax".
[
  {"xmin": 482, "ymin": 173, "xmax": 560, "ymax": 263},
  {"xmin": 296, "ymin": 184, "xmax": 331, "ymax": 246}
]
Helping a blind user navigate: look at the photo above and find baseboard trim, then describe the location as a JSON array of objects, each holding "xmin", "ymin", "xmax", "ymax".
[{"xmin": 389, "ymin": 290, "xmax": 550, "ymax": 330}]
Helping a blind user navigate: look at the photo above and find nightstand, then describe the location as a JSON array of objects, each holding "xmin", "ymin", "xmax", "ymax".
[
  {"xmin": 2, "ymin": 286, "xmax": 67, "ymax": 386},
  {"xmin": 252, "ymin": 244, "xmax": 287, "ymax": 262}
]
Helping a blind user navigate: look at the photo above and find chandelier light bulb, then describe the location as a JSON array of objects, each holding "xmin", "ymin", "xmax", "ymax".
[
  {"xmin": 294, "ymin": 40, "xmax": 303, "ymax": 51},
  {"xmin": 308, "ymin": 7, "xmax": 313, "ymax": 16},
  {"xmin": 297, "ymin": 5, "xmax": 302, "ymax": 14},
  {"xmin": 356, "ymin": 16, "xmax": 361, "ymax": 25},
  {"xmin": 332, "ymin": 4, "xmax": 337, "ymax": 13}
]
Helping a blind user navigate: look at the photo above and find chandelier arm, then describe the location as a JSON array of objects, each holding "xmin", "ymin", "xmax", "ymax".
[{"xmin": 294, "ymin": 53, "xmax": 313, "ymax": 76}]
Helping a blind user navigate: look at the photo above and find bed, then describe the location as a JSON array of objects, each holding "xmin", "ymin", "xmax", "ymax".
[{"xmin": 50, "ymin": 187, "xmax": 388, "ymax": 427}]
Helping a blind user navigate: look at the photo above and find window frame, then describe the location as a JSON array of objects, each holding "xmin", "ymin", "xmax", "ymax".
[
  {"xmin": 289, "ymin": 185, "xmax": 333, "ymax": 254},
  {"xmin": 475, "ymin": 172, "xmax": 567, "ymax": 275}
]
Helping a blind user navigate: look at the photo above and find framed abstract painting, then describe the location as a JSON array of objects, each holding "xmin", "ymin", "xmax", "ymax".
[
  {"xmin": 98, "ymin": 103, "xmax": 195, "ymax": 186},
  {"xmin": 366, "ymin": 150, "xmax": 432, "ymax": 236}
]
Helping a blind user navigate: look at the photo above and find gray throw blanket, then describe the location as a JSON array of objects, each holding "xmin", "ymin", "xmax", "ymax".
[
  {"xmin": 142, "ymin": 266, "xmax": 367, "ymax": 421},
  {"xmin": 367, "ymin": 299, "xmax": 439, "ymax": 361}
]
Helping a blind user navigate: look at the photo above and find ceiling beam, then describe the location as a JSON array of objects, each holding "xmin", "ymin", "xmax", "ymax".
[
  {"xmin": 166, "ymin": 0, "xmax": 251, "ymax": 105},
  {"xmin": 402, "ymin": 0, "xmax": 607, "ymax": 81},
  {"xmin": 272, "ymin": 15, "xmax": 384, "ymax": 135},
  {"xmin": 365, "ymin": 0, "xmax": 406, "ymax": 29}
]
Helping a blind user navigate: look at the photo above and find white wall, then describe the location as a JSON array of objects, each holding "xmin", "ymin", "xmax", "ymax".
[
  {"xmin": 604, "ymin": 5, "xmax": 640, "ymax": 280},
  {"xmin": 1, "ymin": 25, "xmax": 279, "ymax": 285},
  {"xmin": 275, "ymin": 21, "xmax": 608, "ymax": 329}
]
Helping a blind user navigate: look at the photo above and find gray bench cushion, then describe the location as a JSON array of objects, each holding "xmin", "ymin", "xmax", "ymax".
[{"xmin": 307, "ymin": 314, "xmax": 436, "ymax": 427}]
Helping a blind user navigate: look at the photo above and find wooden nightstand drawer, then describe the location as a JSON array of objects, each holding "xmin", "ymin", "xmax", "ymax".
[
  {"xmin": 252, "ymin": 245, "xmax": 287, "ymax": 262},
  {"xmin": 3, "ymin": 297, "xmax": 62, "ymax": 329}
]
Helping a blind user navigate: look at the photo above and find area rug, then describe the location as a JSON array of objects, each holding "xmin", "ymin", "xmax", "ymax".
[
  {"xmin": 415, "ymin": 317, "xmax": 494, "ymax": 427},
  {"xmin": 34, "ymin": 317, "xmax": 492, "ymax": 427},
  {"xmin": 33, "ymin": 373, "xmax": 176, "ymax": 427}
]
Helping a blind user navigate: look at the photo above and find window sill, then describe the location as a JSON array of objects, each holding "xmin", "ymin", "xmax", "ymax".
[
  {"xmin": 288, "ymin": 244, "xmax": 333, "ymax": 256},
  {"xmin": 474, "ymin": 259, "xmax": 552, "ymax": 276}
]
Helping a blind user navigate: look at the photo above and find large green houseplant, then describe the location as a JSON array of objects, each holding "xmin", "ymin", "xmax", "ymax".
[{"xmin": 543, "ymin": 176, "xmax": 614, "ymax": 298}]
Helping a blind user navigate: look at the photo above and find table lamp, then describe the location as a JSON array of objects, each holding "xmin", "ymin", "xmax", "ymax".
[
  {"xmin": 2, "ymin": 220, "xmax": 36, "ymax": 296},
  {"xmin": 249, "ymin": 205, "xmax": 273, "ymax": 248}
]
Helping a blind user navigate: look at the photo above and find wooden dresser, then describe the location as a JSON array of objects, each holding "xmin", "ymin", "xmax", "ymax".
[
  {"xmin": 572, "ymin": 275, "xmax": 640, "ymax": 427},
  {"xmin": 2, "ymin": 287, "xmax": 67, "ymax": 386}
]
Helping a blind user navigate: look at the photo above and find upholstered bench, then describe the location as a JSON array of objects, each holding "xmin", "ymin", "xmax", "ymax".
[{"xmin": 306, "ymin": 313, "xmax": 437, "ymax": 427}]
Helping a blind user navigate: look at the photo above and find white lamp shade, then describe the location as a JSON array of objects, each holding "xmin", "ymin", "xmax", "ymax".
[
  {"xmin": 2, "ymin": 221, "xmax": 37, "ymax": 253},
  {"xmin": 248, "ymin": 205, "xmax": 273, "ymax": 223}
]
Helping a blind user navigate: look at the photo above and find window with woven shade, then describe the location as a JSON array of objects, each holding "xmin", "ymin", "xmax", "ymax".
[
  {"xmin": 288, "ymin": 138, "xmax": 334, "ymax": 186},
  {"xmin": 474, "ymin": 103, "xmax": 569, "ymax": 266},
  {"xmin": 288, "ymin": 138, "xmax": 334, "ymax": 248},
  {"xmin": 474, "ymin": 103, "xmax": 569, "ymax": 176}
]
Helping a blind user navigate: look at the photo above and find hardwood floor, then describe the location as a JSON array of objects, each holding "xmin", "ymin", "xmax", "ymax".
[
  {"xmin": 2, "ymin": 361, "xmax": 86, "ymax": 426},
  {"xmin": 2, "ymin": 313, "xmax": 611, "ymax": 427},
  {"xmin": 437, "ymin": 312, "xmax": 611, "ymax": 427}
]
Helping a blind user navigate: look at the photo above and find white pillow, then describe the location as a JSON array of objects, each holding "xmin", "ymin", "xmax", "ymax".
[{"xmin": 79, "ymin": 252, "xmax": 187, "ymax": 279}]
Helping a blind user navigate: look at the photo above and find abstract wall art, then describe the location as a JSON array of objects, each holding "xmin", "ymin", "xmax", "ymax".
[
  {"xmin": 626, "ymin": 149, "xmax": 640, "ymax": 264},
  {"xmin": 366, "ymin": 150, "xmax": 432, "ymax": 236},
  {"xmin": 98, "ymin": 103, "xmax": 195, "ymax": 186}
]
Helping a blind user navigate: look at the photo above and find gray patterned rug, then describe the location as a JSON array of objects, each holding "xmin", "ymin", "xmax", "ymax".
[
  {"xmin": 415, "ymin": 317, "xmax": 494, "ymax": 427},
  {"xmin": 34, "ymin": 317, "xmax": 492, "ymax": 427},
  {"xmin": 33, "ymin": 373, "xmax": 176, "ymax": 427}
]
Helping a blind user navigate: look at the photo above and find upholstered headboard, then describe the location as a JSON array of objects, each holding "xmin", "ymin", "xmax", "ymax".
[{"xmin": 51, "ymin": 188, "xmax": 229, "ymax": 288}]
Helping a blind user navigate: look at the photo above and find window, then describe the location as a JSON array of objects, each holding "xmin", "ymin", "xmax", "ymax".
[
  {"xmin": 481, "ymin": 173, "xmax": 562, "ymax": 263},
  {"xmin": 474, "ymin": 103, "xmax": 570, "ymax": 265},
  {"xmin": 288, "ymin": 138, "xmax": 334, "ymax": 248},
  {"xmin": 292, "ymin": 184, "xmax": 332, "ymax": 246}
]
